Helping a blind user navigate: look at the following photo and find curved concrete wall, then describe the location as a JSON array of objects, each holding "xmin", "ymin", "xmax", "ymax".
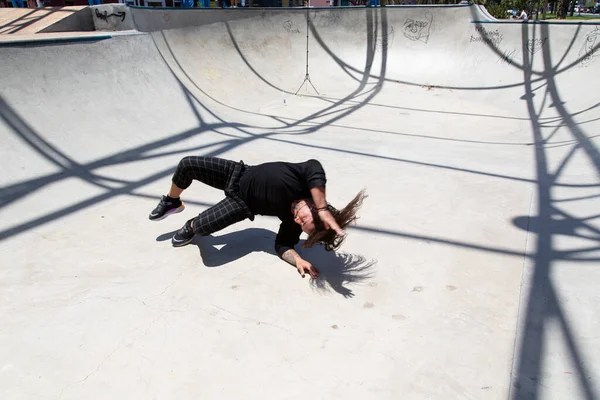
[
  {"xmin": 127, "ymin": 5, "xmax": 600, "ymax": 107},
  {"xmin": 0, "ymin": 5, "xmax": 599, "ymax": 399}
]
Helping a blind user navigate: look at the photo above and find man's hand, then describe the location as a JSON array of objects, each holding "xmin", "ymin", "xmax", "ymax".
[
  {"xmin": 295, "ymin": 258, "xmax": 320, "ymax": 279},
  {"xmin": 318, "ymin": 209, "xmax": 345, "ymax": 237},
  {"xmin": 281, "ymin": 249, "xmax": 320, "ymax": 279},
  {"xmin": 310, "ymin": 186, "xmax": 345, "ymax": 237}
]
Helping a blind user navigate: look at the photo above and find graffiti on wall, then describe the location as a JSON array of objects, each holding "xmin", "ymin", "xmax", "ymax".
[
  {"xmin": 527, "ymin": 38, "xmax": 547, "ymax": 55},
  {"xmin": 470, "ymin": 25, "xmax": 503, "ymax": 47},
  {"xmin": 403, "ymin": 12, "xmax": 433, "ymax": 44},
  {"xmin": 283, "ymin": 20, "xmax": 300, "ymax": 34},
  {"xmin": 94, "ymin": 9, "xmax": 126, "ymax": 22},
  {"xmin": 579, "ymin": 27, "xmax": 599, "ymax": 67},
  {"xmin": 375, "ymin": 26, "xmax": 395, "ymax": 53}
]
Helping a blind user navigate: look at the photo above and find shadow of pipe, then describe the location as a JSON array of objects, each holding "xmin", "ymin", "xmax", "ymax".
[
  {"xmin": 154, "ymin": 8, "xmax": 390, "ymax": 137},
  {"xmin": 0, "ymin": 93, "xmax": 247, "ymax": 210},
  {"xmin": 0, "ymin": 8, "xmax": 72, "ymax": 35},
  {"xmin": 510, "ymin": 21, "xmax": 600, "ymax": 400},
  {"xmin": 156, "ymin": 9, "xmax": 599, "ymax": 140}
]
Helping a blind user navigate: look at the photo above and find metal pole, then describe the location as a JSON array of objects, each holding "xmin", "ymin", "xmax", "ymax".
[
  {"xmin": 305, "ymin": 4, "xmax": 309, "ymax": 77},
  {"xmin": 294, "ymin": 2, "xmax": 320, "ymax": 95}
]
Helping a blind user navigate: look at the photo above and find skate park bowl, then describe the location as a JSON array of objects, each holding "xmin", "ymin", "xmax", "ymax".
[{"xmin": 1, "ymin": 4, "xmax": 599, "ymax": 399}]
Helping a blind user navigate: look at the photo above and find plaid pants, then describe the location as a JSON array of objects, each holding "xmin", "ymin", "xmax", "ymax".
[{"xmin": 172, "ymin": 156, "xmax": 254, "ymax": 236}]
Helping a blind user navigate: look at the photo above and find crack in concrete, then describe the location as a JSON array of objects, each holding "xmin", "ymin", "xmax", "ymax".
[
  {"xmin": 97, "ymin": 294, "xmax": 207, "ymax": 315},
  {"xmin": 55, "ymin": 345, "xmax": 120, "ymax": 400},
  {"xmin": 55, "ymin": 306, "xmax": 169, "ymax": 399},
  {"xmin": 144, "ymin": 266, "xmax": 193, "ymax": 302},
  {"xmin": 212, "ymin": 305, "xmax": 292, "ymax": 333}
]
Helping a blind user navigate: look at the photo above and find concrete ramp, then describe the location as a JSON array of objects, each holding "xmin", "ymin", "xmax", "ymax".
[
  {"xmin": 1, "ymin": 6, "xmax": 599, "ymax": 399},
  {"xmin": 0, "ymin": 5, "xmax": 135, "ymax": 35},
  {"xmin": 0, "ymin": 6, "xmax": 88, "ymax": 34}
]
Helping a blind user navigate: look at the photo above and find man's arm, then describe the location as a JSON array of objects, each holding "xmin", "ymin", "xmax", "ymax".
[
  {"xmin": 310, "ymin": 186, "xmax": 344, "ymax": 236},
  {"xmin": 302, "ymin": 159, "xmax": 327, "ymax": 191},
  {"xmin": 280, "ymin": 248, "xmax": 320, "ymax": 278},
  {"xmin": 281, "ymin": 248, "xmax": 300, "ymax": 266},
  {"xmin": 275, "ymin": 219, "xmax": 319, "ymax": 278},
  {"xmin": 310, "ymin": 185, "xmax": 328, "ymax": 210},
  {"xmin": 303, "ymin": 160, "xmax": 344, "ymax": 236}
]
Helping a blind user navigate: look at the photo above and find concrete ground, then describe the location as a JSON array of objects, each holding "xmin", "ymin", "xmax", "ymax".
[
  {"xmin": 0, "ymin": 6, "xmax": 86, "ymax": 34},
  {"xmin": 0, "ymin": 5, "xmax": 599, "ymax": 400}
]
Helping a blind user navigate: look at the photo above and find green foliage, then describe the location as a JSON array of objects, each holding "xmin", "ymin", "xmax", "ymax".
[
  {"xmin": 487, "ymin": 4, "xmax": 509, "ymax": 18},
  {"xmin": 505, "ymin": 0, "xmax": 530, "ymax": 11},
  {"xmin": 483, "ymin": 0, "xmax": 531, "ymax": 19}
]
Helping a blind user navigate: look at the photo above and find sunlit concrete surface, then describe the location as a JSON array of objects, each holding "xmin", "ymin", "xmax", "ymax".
[
  {"xmin": 0, "ymin": 7, "xmax": 86, "ymax": 35},
  {"xmin": 1, "ymin": 5, "xmax": 599, "ymax": 399}
]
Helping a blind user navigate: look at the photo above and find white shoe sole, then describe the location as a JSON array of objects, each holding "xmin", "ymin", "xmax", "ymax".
[
  {"xmin": 149, "ymin": 204, "xmax": 185, "ymax": 221},
  {"xmin": 172, "ymin": 236, "xmax": 194, "ymax": 247}
]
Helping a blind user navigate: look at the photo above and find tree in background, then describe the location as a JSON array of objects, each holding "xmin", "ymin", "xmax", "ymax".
[
  {"xmin": 478, "ymin": 0, "xmax": 530, "ymax": 19},
  {"xmin": 569, "ymin": 0, "xmax": 576, "ymax": 16},
  {"xmin": 557, "ymin": 0, "xmax": 571, "ymax": 17}
]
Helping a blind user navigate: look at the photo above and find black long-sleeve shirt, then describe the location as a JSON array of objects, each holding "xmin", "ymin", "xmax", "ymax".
[{"xmin": 238, "ymin": 159, "xmax": 327, "ymax": 256}]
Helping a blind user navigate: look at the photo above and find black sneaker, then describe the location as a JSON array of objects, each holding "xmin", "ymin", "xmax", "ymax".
[
  {"xmin": 149, "ymin": 195, "xmax": 185, "ymax": 221},
  {"xmin": 172, "ymin": 218, "xmax": 195, "ymax": 247}
]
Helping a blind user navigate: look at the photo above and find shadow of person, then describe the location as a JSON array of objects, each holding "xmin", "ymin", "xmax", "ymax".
[
  {"xmin": 156, "ymin": 229, "xmax": 377, "ymax": 297},
  {"xmin": 156, "ymin": 227, "xmax": 276, "ymax": 267},
  {"xmin": 299, "ymin": 241, "xmax": 377, "ymax": 298},
  {"xmin": 195, "ymin": 228, "xmax": 277, "ymax": 267}
]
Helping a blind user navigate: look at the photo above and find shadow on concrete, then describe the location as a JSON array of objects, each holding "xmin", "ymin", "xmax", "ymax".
[
  {"xmin": 154, "ymin": 7, "xmax": 390, "ymax": 140},
  {"xmin": 196, "ymin": 228, "xmax": 277, "ymax": 266},
  {"xmin": 155, "ymin": 227, "xmax": 276, "ymax": 264},
  {"xmin": 155, "ymin": 227, "xmax": 376, "ymax": 297},
  {"xmin": 253, "ymin": 133, "xmax": 598, "ymax": 187},
  {"xmin": 303, "ymin": 245, "xmax": 377, "ymax": 298},
  {"xmin": 0, "ymin": 8, "xmax": 391, "ymax": 240},
  {"xmin": 0, "ymin": 7, "xmax": 82, "ymax": 35},
  {"xmin": 1, "ymin": 12, "xmax": 599, "ymax": 386},
  {"xmin": 2, "ymin": 9, "xmax": 597, "ymax": 255},
  {"xmin": 500, "ymin": 18, "xmax": 600, "ymax": 400},
  {"xmin": 0, "ymin": 93, "xmax": 245, "ymax": 234},
  {"xmin": 153, "ymin": 9, "xmax": 599, "ymax": 152}
]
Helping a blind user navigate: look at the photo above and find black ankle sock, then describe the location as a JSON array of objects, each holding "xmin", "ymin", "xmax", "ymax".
[{"xmin": 166, "ymin": 195, "xmax": 180, "ymax": 202}]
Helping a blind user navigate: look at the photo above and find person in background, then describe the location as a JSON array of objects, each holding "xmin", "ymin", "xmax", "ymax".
[{"xmin": 517, "ymin": 9, "xmax": 528, "ymax": 20}]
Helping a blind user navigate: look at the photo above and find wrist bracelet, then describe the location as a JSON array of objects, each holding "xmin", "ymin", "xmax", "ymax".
[{"xmin": 316, "ymin": 206, "xmax": 329, "ymax": 212}]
